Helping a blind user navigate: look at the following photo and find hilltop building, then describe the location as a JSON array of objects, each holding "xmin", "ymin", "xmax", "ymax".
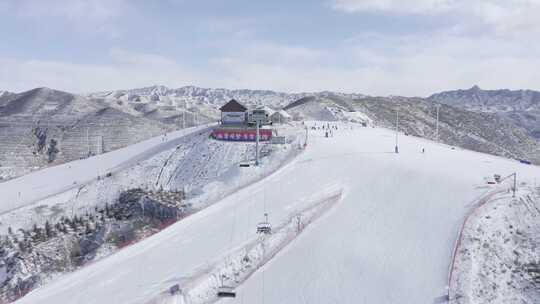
[{"xmin": 219, "ymin": 99, "xmax": 247, "ymax": 125}]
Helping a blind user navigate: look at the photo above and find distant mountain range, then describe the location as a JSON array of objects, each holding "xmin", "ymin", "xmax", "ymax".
[
  {"xmin": 98, "ymin": 84, "xmax": 539, "ymax": 164},
  {"xmin": 0, "ymin": 85, "xmax": 539, "ymax": 181},
  {"xmin": 429, "ymin": 86, "xmax": 540, "ymax": 139},
  {"xmin": 88, "ymin": 85, "xmax": 365, "ymax": 110}
]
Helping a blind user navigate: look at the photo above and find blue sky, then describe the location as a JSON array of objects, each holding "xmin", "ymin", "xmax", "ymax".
[{"xmin": 1, "ymin": 0, "xmax": 539, "ymax": 96}]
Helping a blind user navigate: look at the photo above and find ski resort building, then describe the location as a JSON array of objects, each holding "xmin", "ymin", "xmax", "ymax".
[
  {"xmin": 213, "ymin": 100, "xmax": 273, "ymax": 142},
  {"xmin": 247, "ymin": 106, "xmax": 273, "ymax": 126},
  {"xmin": 270, "ymin": 110, "xmax": 291, "ymax": 124},
  {"xmin": 219, "ymin": 99, "xmax": 247, "ymax": 125}
]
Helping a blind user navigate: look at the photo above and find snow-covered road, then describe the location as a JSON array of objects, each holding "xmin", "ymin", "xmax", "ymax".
[
  {"xmin": 15, "ymin": 124, "xmax": 540, "ymax": 304},
  {"xmin": 0, "ymin": 125, "xmax": 212, "ymax": 214}
]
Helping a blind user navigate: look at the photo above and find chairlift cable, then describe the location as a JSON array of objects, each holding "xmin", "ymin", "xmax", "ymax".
[
  {"xmin": 262, "ymin": 256, "xmax": 266, "ymax": 304},
  {"xmin": 263, "ymin": 185, "xmax": 267, "ymax": 215},
  {"xmin": 229, "ymin": 200, "xmax": 238, "ymax": 249}
]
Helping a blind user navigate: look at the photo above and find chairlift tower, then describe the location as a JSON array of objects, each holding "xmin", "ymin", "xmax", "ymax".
[
  {"xmin": 255, "ymin": 120, "xmax": 260, "ymax": 166},
  {"xmin": 96, "ymin": 135, "xmax": 103, "ymax": 154},
  {"xmin": 305, "ymin": 126, "xmax": 308, "ymax": 147},
  {"xmin": 435, "ymin": 105, "xmax": 439, "ymax": 141},
  {"xmin": 500, "ymin": 172, "xmax": 518, "ymax": 198},
  {"xmin": 86, "ymin": 127, "xmax": 90, "ymax": 157}
]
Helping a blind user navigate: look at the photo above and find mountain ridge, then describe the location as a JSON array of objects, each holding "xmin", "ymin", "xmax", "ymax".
[
  {"xmin": 1, "ymin": 85, "xmax": 539, "ymax": 181},
  {"xmin": 429, "ymin": 86, "xmax": 540, "ymax": 140}
]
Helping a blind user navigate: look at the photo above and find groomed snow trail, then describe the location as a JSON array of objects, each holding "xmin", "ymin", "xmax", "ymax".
[
  {"xmin": 218, "ymin": 124, "xmax": 540, "ymax": 304},
  {"xmin": 15, "ymin": 124, "xmax": 540, "ymax": 304},
  {"xmin": 151, "ymin": 190, "xmax": 342, "ymax": 304}
]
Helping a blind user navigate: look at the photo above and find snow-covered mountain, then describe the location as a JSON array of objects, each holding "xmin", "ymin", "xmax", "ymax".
[
  {"xmin": 88, "ymin": 85, "xmax": 366, "ymax": 110},
  {"xmin": 429, "ymin": 85, "xmax": 540, "ymax": 112},
  {"xmin": 0, "ymin": 91, "xmax": 12, "ymax": 98},
  {"xmin": 92, "ymin": 85, "xmax": 540, "ymax": 165},
  {"xmin": 89, "ymin": 85, "xmax": 300, "ymax": 114},
  {"xmin": 2, "ymin": 85, "xmax": 540, "ymax": 182},
  {"xmin": 428, "ymin": 86, "xmax": 540, "ymax": 140}
]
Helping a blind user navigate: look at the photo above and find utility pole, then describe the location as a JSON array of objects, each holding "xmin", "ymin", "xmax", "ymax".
[
  {"xmin": 86, "ymin": 127, "xmax": 90, "ymax": 157},
  {"xmin": 255, "ymin": 120, "xmax": 260, "ymax": 166},
  {"xmin": 436, "ymin": 104, "xmax": 440, "ymax": 142},
  {"xmin": 305, "ymin": 126, "xmax": 308, "ymax": 148},
  {"xmin": 512, "ymin": 172, "xmax": 517, "ymax": 198},
  {"xmin": 395, "ymin": 108, "xmax": 399, "ymax": 154},
  {"xmin": 501, "ymin": 172, "xmax": 518, "ymax": 198}
]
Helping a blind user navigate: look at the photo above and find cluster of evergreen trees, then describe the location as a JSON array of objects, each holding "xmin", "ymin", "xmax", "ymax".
[
  {"xmin": 0, "ymin": 213, "xmax": 98, "ymax": 254},
  {"xmin": 1, "ymin": 189, "xmax": 184, "ymax": 255}
]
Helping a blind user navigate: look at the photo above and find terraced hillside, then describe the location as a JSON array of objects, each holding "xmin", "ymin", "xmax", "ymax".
[{"xmin": 0, "ymin": 88, "xmax": 171, "ymax": 180}]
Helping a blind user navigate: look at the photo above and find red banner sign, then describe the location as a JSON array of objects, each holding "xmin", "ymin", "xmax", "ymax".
[{"xmin": 212, "ymin": 128, "xmax": 272, "ymax": 141}]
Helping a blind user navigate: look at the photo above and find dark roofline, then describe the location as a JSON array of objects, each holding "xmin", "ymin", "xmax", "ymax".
[{"xmin": 220, "ymin": 99, "xmax": 247, "ymax": 112}]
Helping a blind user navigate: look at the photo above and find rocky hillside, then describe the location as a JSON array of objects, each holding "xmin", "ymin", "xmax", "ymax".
[
  {"xmin": 429, "ymin": 86, "xmax": 540, "ymax": 140},
  {"xmin": 0, "ymin": 88, "xmax": 171, "ymax": 180},
  {"xmin": 354, "ymin": 96, "xmax": 540, "ymax": 163}
]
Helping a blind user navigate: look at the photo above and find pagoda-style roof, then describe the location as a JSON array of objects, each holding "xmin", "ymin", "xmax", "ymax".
[{"xmin": 220, "ymin": 99, "xmax": 247, "ymax": 112}]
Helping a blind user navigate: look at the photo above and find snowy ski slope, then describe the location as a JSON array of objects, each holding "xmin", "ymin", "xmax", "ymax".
[{"xmin": 15, "ymin": 123, "xmax": 540, "ymax": 304}]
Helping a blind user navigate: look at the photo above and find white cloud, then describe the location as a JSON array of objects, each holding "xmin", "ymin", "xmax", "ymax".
[
  {"xmin": 0, "ymin": 50, "xmax": 201, "ymax": 93},
  {"xmin": 332, "ymin": 0, "xmax": 540, "ymax": 35},
  {"xmin": 205, "ymin": 31, "xmax": 540, "ymax": 96},
  {"xmin": 2, "ymin": 0, "xmax": 129, "ymax": 37},
  {"xmin": 12, "ymin": 0, "xmax": 126, "ymax": 19},
  {"xmin": 332, "ymin": 0, "xmax": 453, "ymax": 14},
  {"xmin": 1, "ymin": 35, "xmax": 539, "ymax": 97}
]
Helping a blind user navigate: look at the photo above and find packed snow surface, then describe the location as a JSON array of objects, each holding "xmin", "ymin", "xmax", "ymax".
[
  {"xmin": 450, "ymin": 186, "xmax": 540, "ymax": 303},
  {"xmin": 15, "ymin": 123, "xmax": 540, "ymax": 304}
]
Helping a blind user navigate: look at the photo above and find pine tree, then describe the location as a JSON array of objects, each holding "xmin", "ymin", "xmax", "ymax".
[
  {"xmin": 45, "ymin": 220, "xmax": 53, "ymax": 238},
  {"xmin": 18, "ymin": 241, "xmax": 27, "ymax": 253},
  {"xmin": 85, "ymin": 222, "xmax": 92, "ymax": 234}
]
